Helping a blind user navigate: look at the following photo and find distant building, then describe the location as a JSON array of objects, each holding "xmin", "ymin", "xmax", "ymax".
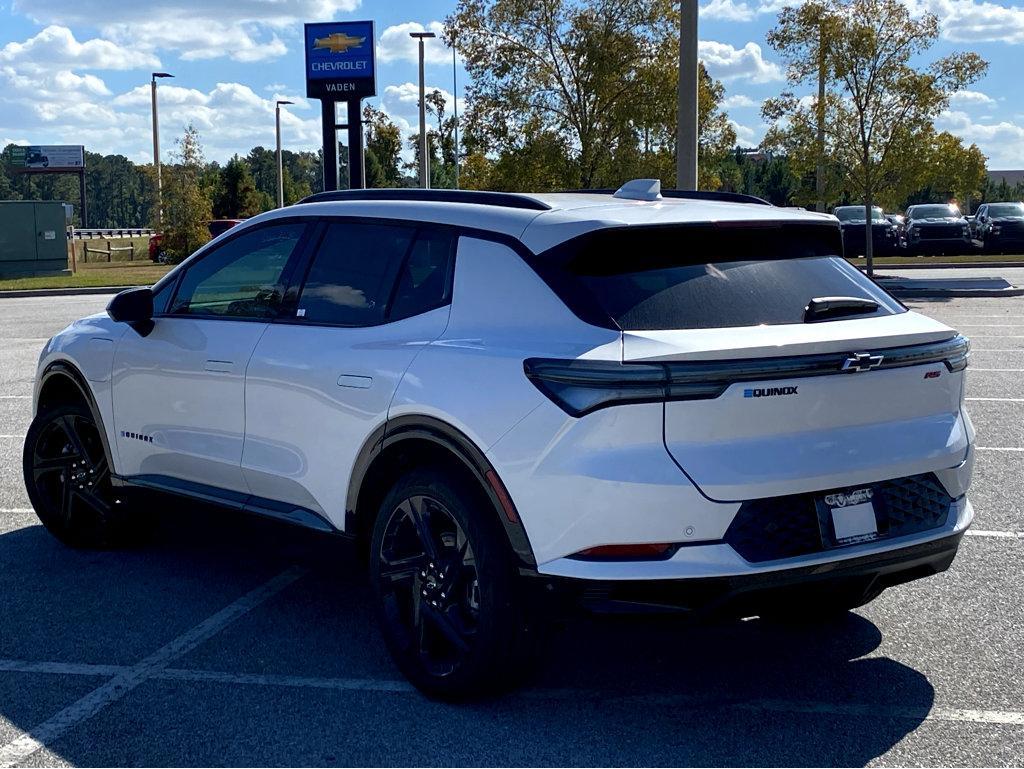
[{"xmin": 988, "ymin": 170, "xmax": 1024, "ymax": 186}]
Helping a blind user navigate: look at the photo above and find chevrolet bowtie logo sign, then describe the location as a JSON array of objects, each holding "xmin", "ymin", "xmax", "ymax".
[
  {"xmin": 313, "ymin": 33, "xmax": 366, "ymax": 54},
  {"xmin": 842, "ymin": 352, "xmax": 885, "ymax": 373}
]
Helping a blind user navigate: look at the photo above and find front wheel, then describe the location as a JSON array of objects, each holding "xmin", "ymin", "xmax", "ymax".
[
  {"xmin": 22, "ymin": 404, "xmax": 142, "ymax": 548},
  {"xmin": 369, "ymin": 469, "xmax": 535, "ymax": 699}
]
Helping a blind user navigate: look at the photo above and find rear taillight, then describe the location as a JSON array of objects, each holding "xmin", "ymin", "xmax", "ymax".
[{"xmin": 522, "ymin": 358, "xmax": 668, "ymax": 417}]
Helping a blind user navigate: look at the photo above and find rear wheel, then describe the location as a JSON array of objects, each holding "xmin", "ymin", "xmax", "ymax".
[
  {"xmin": 22, "ymin": 404, "xmax": 142, "ymax": 548},
  {"xmin": 369, "ymin": 469, "xmax": 534, "ymax": 699}
]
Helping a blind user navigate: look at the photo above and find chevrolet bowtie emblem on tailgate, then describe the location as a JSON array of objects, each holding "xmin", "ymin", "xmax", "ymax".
[{"xmin": 842, "ymin": 352, "xmax": 885, "ymax": 372}]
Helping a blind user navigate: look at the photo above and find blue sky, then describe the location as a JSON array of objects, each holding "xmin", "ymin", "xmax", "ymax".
[{"xmin": 1, "ymin": 0, "xmax": 1022, "ymax": 169}]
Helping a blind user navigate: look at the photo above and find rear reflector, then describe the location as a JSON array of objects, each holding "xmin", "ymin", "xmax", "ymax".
[
  {"xmin": 572, "ymin": 543, "xmax": 676, "ymax": 561},
  {"xmin": 485, "ymin": 469, "xmax": 520, "ymax": 524}
]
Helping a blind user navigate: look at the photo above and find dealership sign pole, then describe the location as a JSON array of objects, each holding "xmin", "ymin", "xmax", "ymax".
[
  {"xmin": 9, "ymin": 145, "xmax": 88, "ymax": 227},
  {"xmin": 305, "ymin": 21, "xmax": 376, "ymax": 192}
]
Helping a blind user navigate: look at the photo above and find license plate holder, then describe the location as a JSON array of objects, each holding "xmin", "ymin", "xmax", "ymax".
[{"xmin": 816, "ymin": 488, "xmax": 881, "ymax": 548}]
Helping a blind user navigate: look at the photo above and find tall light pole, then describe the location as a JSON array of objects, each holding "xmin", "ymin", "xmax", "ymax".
[
  {"xmin": 275, "ymin": 100, "xmax": 294, "ymax": 208},
  {"xmin": 151, "ymin": 72, "xmax": 173, "ymax": 228},
  {"xmin": 410, "ymin": 31, "xmax": 436, "ymax": 189},
  {"xmin": 675, "ymin": 1, "xmax": 698, "ymax": 191},
  {"xmin": 452, "ymin": 38, "xmax": 459, "ymax": 190}
]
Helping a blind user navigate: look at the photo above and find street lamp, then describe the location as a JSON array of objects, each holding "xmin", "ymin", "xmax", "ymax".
[
  {"xmin": 151, "ymin": 72, "xmax": 174, "ymax": 228},
  {"xmin": 409, "ymin": 31, "xmax": 436, "ymax": 189},
  {"xmin": 675, "ymin": 1, "xmax": 698, "ymax": 191},
  {"xmin": 451, "ymin": 37, "xmax": 459, "ymax": 190},
  {"xmin": 275, "ymin": 100, "xmax": 294, "ymax": 208}
]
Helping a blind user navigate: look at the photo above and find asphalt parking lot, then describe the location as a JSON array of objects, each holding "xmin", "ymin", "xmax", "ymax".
[{"xmin": 1, "ymin": 288, "xmax": 1022, "ymax": 767}]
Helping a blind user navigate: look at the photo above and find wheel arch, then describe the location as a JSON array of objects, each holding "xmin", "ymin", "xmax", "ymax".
[
  {"xmin": 36, "ymin": 361, "xmax": 114, "ymax": 466},
  {"xmin": 346, "ymin": 415, "xmax": 536, "ymax": 568}
]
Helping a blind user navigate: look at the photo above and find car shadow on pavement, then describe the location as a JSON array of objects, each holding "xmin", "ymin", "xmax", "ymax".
[{"xmin": 0, "ymin": 505, "xmax": 934, "ymax": 767}]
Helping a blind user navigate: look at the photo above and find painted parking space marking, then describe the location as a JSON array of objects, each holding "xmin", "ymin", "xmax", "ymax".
[
  {"xmin": 966, "ymin": 397, "xmax": 1024, "ymax": 402},
  {"xmin": 0, "ymin": 566, "xmax": 307, "ymax": 768},
  {"xmin": 976, "ymin": 446, "xmax": 1024, "ymax": 452},
  {"xmin": 965, "ymin": 529, "xmax": 1023, "ymax": 539},
  {"xmin": 0, "ymin": 658, "xmax": 1021, "ymax": 728}
]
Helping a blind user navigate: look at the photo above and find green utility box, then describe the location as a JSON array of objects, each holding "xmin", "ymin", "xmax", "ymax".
[{"xmin": 0, "ymin": 201, "xmax": 71, "ymax": 278}]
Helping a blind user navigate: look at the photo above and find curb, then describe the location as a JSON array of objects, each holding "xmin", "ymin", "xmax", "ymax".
[
  {"xmin": 859, "ymin": 261, "xmax": 1024, "ymax": 270},
  {"xmin": 885, "ymin": 287, "xmax": 1024, "ymax": 298},
  {"xmin": 0, "ymin": 286, "xmax": 134, "ymax": 299}
]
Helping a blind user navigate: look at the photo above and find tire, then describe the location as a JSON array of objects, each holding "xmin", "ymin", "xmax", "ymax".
[
  {"xmin": 369, "ymin": 468, "xmax": 535, "ymax": 699},
  {"xmin": 22, "ymin": 403, "xmax": 144, "ymax": 548}
]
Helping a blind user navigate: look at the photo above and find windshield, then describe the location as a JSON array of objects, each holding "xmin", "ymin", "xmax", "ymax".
[
  {"xmin": 533, "ymin": 224, "xmax": 904, "ymax": 331},
  {"xmin": 910, "ymin": 204, "xmax": 960, "ymax": 219},
  {"xmin": 834, "ymin": 207, "xmax": 885, "ymax": 222},
  {"xmin": 988, "ymin": 203, "xmax": 1024, "ymax": 217}
]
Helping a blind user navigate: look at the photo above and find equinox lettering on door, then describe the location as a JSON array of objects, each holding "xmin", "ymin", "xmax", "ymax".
[{"xmin": 743, "ymin": 386, "xmax": 798, "ymax": 398}]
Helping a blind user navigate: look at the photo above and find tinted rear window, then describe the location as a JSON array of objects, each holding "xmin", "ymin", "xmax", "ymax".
[{"xmin": 533, "ymin": 224, "xmax": 904, "ymax": 331}]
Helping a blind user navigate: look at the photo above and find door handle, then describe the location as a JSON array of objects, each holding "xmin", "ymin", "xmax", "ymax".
[
  {"xmin": 337, "ymin": 374, "xmax": 372, "ymax": 389},
  {"xmin": 205, "ymin": 359, "xmax": 234, "ymax": 373}
]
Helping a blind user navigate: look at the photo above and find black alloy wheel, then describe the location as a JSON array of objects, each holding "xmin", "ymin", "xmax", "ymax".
[
  {"xmin": 23, "ymin": 404, "xmax": 136, "ymax": 547},
  {"xmin": 369, "ymin": 469, "xmax": 532, "ymax": 699}
]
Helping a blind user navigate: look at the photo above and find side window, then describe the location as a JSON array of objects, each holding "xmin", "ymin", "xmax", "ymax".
[
  {"xmin": 169, "ymin": 223, "xmax": 305, "ymax": 319},
  {"xmin": 389, "ymin": 229, "xmax": 456, "ymax": 321},
  {"xmin": 150, "ymin": 274, "xmax": 177, "ymax": 315},
  {"xmin": 296, "ymin": 222, "xmax": 415, "ymax": 325}
]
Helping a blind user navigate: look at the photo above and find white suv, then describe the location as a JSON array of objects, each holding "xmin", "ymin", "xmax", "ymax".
[{"xmin": 23, "ymin": 182, "xmax": 974, "ymax": 698}]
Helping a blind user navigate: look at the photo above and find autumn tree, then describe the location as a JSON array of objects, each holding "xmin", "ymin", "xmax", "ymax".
[
  {"xmin": 161, "ymin": 124, "xmax": 212, "ymax": 263},
  {"xmin": 763, "ymin": 0, "xmax": 987, "ymax": 274},
  {"xmin": 446, "ymin": 0, "xmax": 735, "ymax": 191}
]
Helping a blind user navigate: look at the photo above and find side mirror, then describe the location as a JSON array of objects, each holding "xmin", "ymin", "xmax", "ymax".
[
  {"xmin": 107, "ymin": 287, "xmax": 153, "ymax": 322},
  {"xmin": 107, "ymin": 287, "xmax": 154, "ymax": 335}
]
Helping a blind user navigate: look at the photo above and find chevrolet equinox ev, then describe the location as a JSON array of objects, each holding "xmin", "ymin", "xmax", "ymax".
[{"xmin": 23, "ymin": 181, "xmax": 974, "ymax": 698}]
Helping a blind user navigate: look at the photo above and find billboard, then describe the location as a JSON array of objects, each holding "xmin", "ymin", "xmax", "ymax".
[
  {"xmin": 9, "ymin": 145, "xmax": 85, "ymax": 172},
  {"xmin": 304, "ymin": 21, "xmax": 376, "ymax": 100}
]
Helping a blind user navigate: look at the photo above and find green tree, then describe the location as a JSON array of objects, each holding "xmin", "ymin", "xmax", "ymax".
[
  {"xmin": 161, "ymin": 125, "xmax": 212, "ymax": 263},
  {"xmin": 363, "ymin": 105, "xmax": 404, "ymax": 187},
  {"xmin": 215, "ymin": 156, "xmax": 264, "ymax": 218},
  {"xmin": 447, "ymin": 0, "xmax": 734, "ymax": 191},
  {"xmin": 764, "ymin": 0, "xmax": 987, "ymax": 274}
]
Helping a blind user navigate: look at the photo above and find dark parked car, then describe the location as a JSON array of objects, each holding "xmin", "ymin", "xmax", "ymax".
[
  {"xmin": 833, "ymin": 205, "xmax": 899, "ymax": 257},
  {"xmin": 904, "ymin": 204, "xmax": 972, "ymax": 255},
  {"xmin": 973, "ymin": 202, "xmax": 1024, "ymax": 254}
]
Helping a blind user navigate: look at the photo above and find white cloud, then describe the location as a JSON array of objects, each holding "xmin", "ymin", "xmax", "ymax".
[
  {"xmin": 377, "ymin": 21, "xmax": 454, "ymax": 65},
  {"xmin": 937, "ymin": 109, "xmax": 1024, "ymax": 167},
  {"xmin": 11, "ymin": 0, "xmax": 361, "ymax": 61},
  {"xmin": 0, "ymin": 25, "xmax": 159, "ymax": 72},
  {"xmin": 730, "ymin": 120, "xmax": 758, "ymax": 144},
  {"xmin": 948, "ymin": 90, "xmax": 997, "ymax": 107},
  {"xmin": 381, "ymin": 82, "xmax": 464, "ymax": 126},
  {"xmin": 722, "ymin": 93, "xmax": 759, "ymax": 109},
  {"xmin": 701, "ymin": 0, "xmax": 756, "ymax": 22},
  {"xmin": 905, "ymin": 1, "xmax": 1024, "ymax": 44},
  {"xmin": 699, "ymin": 41, "xmax": 783, "ymax": 83}
]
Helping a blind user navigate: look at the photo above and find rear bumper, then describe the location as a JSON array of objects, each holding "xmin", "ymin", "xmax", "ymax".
[{"xmin": 555, "ymin": 529, "xmax": 964, "ymax": 616}]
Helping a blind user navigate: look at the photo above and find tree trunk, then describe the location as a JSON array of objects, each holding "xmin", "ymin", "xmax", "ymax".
[{"xmin": 864, "ymin": 193, "xmax": 874, "ymax": 278}]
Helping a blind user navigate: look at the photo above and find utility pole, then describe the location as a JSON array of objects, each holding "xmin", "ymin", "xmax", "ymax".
[
  {"xmin": 410, "ymin": 31, "xmax": 436, "ymax": 189},
  {"xmin": 150, "ymin": 72, "xmax": 174, "ymax": 228},
  {"xmin": 275, "ymin": 100, "xmax": 294, "ymax": 208},
  {"xmin": 676, "ymin": 0, "xmax": 698, "ymax": 191}
]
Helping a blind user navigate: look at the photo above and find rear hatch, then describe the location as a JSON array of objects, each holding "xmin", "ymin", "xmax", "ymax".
[{"xmin": 543, "ymin": 221, "xmax": 970, "ymax": 502}]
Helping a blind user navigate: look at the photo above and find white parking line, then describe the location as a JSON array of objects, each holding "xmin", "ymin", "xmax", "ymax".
[
  {"xmin": 0, "ymin": 566, "xmax": 307, "ymax": 768},
  {"xmin": 968, "ymin": 368, "xmax": 1024, "ymax": 372},
  {"xmin": 976, "ymin": 446, "xmax": 1024, "ymax": 452},
  {"xmin": 1, "ymin": 657, "xmax": 1022, "ymax": 727},
  {"xmin": 966, "ymin": 529, "xmax": 1023, "ymax": 539},
  {"xmin": 0, "ymin": 396, "xmax": 30, "ymax": 399},
  {"xmin": 0, "ymin": 509, "xmax": 33, "ymax": 514},
  {"xmin": 966, "ymin": 397, "xmax": 1024, "ymax": 402}
]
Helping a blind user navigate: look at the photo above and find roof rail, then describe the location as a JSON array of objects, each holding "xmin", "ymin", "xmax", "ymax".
[
  {"xmin": 564, "ymin": 188, "xmax": 772, "ymax": 206},
  {"xmin": 298, "ymin": 188, "xmax": 551, "ymax": 211}
]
